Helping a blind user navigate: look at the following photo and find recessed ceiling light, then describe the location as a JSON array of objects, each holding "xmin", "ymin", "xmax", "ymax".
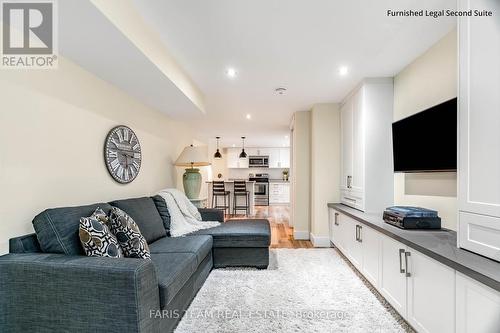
[
  {"xmin": 226, "ymin": 68, "xmax": 237, "ymax": 78},
  {"xmin": 232, "ymin": 144, "xmax": 236, "ymax": 147},
  {"xmin": 246, "ymin": 114, "xmax": 251, "ymax": 120},
  {"xmin": 275, "ymin": 87, "xmax": 287, "ymax": 95},
  {"xmin": 339, "ymin": 66, "xmax": 349, "ymax": 76},
  {"xmin": 285, "ymin": 135, "xmax": 289, "ymax": 139}
]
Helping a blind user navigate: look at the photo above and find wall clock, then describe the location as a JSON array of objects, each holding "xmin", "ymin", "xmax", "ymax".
[{"xmin": 104, "ymin": 126, "xmax": 142, "ymax": 184}]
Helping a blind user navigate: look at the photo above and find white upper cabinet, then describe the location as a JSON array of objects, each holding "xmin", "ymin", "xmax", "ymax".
[
  {"xmin": 226, "ymin": 148, "xmax": 248, "ymax": 168},
  {"xmin": 340, "ymin": 79, "xmax": 394, "ymax": 212},
  {"xmin": 279, "ymin": 148, "xmax": 290, "ymax": 168},
  {"xmin": 227, "ymin": 147, "xmax": 290, "ymax": 169},
  {"xmin": 458, "ymin": 0, "xmax": 500, "ymax": 261}
]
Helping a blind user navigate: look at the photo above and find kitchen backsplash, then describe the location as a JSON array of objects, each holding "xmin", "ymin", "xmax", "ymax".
[{"xmin": 227, "ymin": 168, "xmax": 288, "ymax": 180}]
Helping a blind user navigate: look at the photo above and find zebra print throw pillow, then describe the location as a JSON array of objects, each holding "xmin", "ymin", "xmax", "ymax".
[
  {"xmin": 109, "ymin": 207, "xmax": 151, "ymax": 259},
  {"xmin": 79, "ymin": 207, "xmax": 123, "ymax": 258}
]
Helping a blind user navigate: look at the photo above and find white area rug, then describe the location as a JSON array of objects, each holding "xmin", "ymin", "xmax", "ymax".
[{"xmin": 175, "ymin": 249, "xmax": 413, "ymax": 333}]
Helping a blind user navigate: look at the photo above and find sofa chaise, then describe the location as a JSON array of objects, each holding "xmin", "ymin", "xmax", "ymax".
[{"xmin": 0, "ymin": 196, "xmax": 271, "ymax": 333}]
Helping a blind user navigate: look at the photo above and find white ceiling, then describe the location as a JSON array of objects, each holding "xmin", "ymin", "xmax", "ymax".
[{"xmin": 60, "ymin": 0, "xmax": 456, "ymax": 147}]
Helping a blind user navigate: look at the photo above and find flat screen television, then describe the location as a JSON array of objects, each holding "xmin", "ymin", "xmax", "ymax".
[{"xmin": 392, "ymin": 98, "xmax": 457, "ymax": 172}]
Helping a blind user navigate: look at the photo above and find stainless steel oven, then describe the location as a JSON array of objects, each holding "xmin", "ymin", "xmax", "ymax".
[
  {"xmin": 249, "ymin": 156, "xmax": 269, "ymax": 168},
  {"xmin": 249, "ymin": 173, "xmax": 269, "ymax": 206}
]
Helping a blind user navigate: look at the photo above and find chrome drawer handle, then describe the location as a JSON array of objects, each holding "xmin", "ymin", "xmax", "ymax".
[
  {"xmin": 334, "ymin": 212, "xmax": 339, "ymax": 225},
  {"xmin": 358, "ymin": 225, "xmax": 362, "ymax": 243},
  {"xmin": 399, "ymin": 249, "xmax": 406, "ymax": 274},
  {"xmin": 405, "ymin": 251, "xmax": 411, "ymax": 277}
]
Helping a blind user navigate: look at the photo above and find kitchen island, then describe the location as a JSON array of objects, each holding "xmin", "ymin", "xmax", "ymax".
[{"xmin": 206, "ymin": 180, "xmax": 256, "ymax": 215}]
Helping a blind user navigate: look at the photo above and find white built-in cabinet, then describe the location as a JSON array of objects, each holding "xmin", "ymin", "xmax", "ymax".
[
  {"xmin": 457, "ymin": 0, "xmax": 500, "ymax": 261},
  {"xmin": 269, "ymin": 182, "xmax": 290, "ymax": 204},
  {"xmin": 340, "ymin": 79, "xmax": 394, "ymax": 212},
  {"xmin": 329, "ymin": 208, "xmax": 500, "ymax": 333},
  {"xmin": 456, "ymin": 272, "xmax": 500, "ymax": 333},
  {"xmin": 226, "ymin": 147, "xmax": 290, "ymax": 169},
  {"xmin": 226, "ymin": 148, "xmax": 248, "ymax": 168}
]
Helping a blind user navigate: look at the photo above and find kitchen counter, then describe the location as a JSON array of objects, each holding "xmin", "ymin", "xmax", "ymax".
[
  {"xmin": 328, "ymin": 203, "xmax": 500, "ymax": 292},
  {"xmin": 205, "ymin": 180, "xmax": 255, "ymax": 183},
  {"xmin": 269, "ymin": 179, "xmax": 289, "ymax": 183},
  {"xmin": 206, "ymin": 181, "xmax": 255, "ymax": 215}
]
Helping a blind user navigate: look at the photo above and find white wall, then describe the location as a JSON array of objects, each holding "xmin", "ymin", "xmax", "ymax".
[
  {"xmin": 393, "ymin": 28, "xmax": 457, "ymax": 230},
  {"xmin": 0, "ymin": 57, "xmax": 196, "ymax": 254},
  {"xmin": 310, "ymin": 104, "xmax": 341, "ymax": 246},
  {"xmin": 291, "ymin": 111, "xmax": 311, "ymax": 239}
]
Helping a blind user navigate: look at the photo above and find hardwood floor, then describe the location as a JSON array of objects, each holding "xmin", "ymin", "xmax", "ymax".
[{"xmin": 227, "ymin": 205, "xmax": 313, "ymax": 249}]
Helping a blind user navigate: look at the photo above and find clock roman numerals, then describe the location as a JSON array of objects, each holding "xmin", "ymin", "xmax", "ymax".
[{"xmin": 105, "ymin": 126, "xmax": 141, "ymax": 184}]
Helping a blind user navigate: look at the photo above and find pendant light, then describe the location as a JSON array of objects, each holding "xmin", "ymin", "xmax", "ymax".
[
  {"xmin": 214, "ymin": 136, "xmax": 222, "ymax": 159},
  {"xmin": 239, "ymin": 136, "xmax": 247, "ymax": 159}
]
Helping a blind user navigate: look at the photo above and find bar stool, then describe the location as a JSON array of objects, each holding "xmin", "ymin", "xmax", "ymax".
[
  {"xmin": 212, "ymin": 181, "xmax": 230, "ymax": 215},
  {"xmin": 233, "ymin": 180, "xmax": 250, "ymax": 216}
]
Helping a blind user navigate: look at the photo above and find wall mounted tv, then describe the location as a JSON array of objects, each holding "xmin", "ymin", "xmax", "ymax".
[{"xmin": 392, "ymin": 98, "xmax": 457, "ymax": 172}]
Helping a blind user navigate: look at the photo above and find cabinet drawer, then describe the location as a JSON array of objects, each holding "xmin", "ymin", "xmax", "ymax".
[
  {"xmin": 341, "ymin": 190, "xmax": 364, "ymax": 211},
  {"xmin": 459, "ymin": 211, "xmax": 500, "ymax": 261}
]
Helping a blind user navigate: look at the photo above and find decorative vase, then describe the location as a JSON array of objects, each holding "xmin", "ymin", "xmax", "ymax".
[{"xmin": 183, "ymin": 168, "xmax": 201, "ymax": 199}]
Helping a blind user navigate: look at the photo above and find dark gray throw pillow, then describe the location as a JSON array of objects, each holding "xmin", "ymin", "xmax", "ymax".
[
  {"xmin": 151, "ymin": 195, "xmax": 171, "ymax": 235},
  {"xmin": 108, "ymin": 197, "xmax": 166, "ymax": 243},
  {"xmin": 79, "ymin": 207, "xmax": 123, "ymax": 258},
  {"xmin": 109, "ymin": 207, "xmax": 151, "ymax": 259}
]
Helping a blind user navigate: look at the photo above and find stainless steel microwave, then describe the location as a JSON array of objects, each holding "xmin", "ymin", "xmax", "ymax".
[{"xmin": 249, "ymin": 156, "xmax": 269, "ymax": 168}]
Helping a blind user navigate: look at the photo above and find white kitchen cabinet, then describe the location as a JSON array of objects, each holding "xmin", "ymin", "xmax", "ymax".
[
  {"xmin": 458, "ymin": 0, "xmax": 500, "ymax": 261},
  {"xmin": 406, "ymin": 249, "xmax": 455, "ymax": 333},
  {"xmin": 329, "ymin": 209, "xmax": 499, "ymax": 333},
  {"xmin": 226, "ymin": 148, "xmax": 248, "ymax": 168},
  {"xmin": 456, "ymin": 272, "xmax": 500, "ymax": 333},
  {"xmin": 269, "ymin": 182, "xmax": 290, "ymax": 204},
  {"xmin": 278, "ymin": 148, "xmax": 290, "ymax": 168},
  {"xmin": 360, "ymin": 225, "xmax": 381, "ymax": 288},
  {"xmin": 345, "ymin": 217, "xmax": 363, "ymax": 271},
  {"xmin": 339, "ymin": 79, "xmax": 394, "ymax": 212},
  {"xmin": 380, "ymin": 235, "xmax": 408, "ymax": 318},
  {"xmin": 329, "ymin": 208, "xmax": 348, "ymax": 254},
  {"xmin": 268, "ymin": 148, "xmax": 280, "ymax": 168}
]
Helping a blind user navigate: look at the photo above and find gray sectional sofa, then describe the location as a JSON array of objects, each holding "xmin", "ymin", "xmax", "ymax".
[{"xmin": 0, "ymin": 196, "xmax": 271, "ymax": 333}]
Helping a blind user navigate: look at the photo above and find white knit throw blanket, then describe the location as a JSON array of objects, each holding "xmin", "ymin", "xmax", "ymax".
[{"xmin": 157, "ymin": 188, "xmax": 220, "ymax": 237}]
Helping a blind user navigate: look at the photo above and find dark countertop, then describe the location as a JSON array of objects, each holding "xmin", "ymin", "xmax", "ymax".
[{"xmin": 328, "ymin": 203, "xmax": 500, "ymax": 292}]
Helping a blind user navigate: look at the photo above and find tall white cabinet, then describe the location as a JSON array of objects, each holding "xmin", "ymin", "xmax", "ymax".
[
  {"xmin": 458, "ymin": 0, "xmax": 500, "ymax": 261},
  {"xmin": 340, "ymin": 78, "xmax": 394, "ymax": 212}
]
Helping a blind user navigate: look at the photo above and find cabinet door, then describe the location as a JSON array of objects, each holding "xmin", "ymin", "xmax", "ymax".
[
  {"xmin": 335, "ymin": 213, "xmax": 349, "ymax": 254},
  {"xmin": 361, "ymin": 225, "xmax": 381, "ymax": 288},
  {"xmin": 456, "ymin": 272, "xmax": 500, "ymax": 333},
  {"xmin": 281, "ymin": 183, "xmax": 290, "ymax": 203},
  {"xmin": 239, "ymin": 156, "xmax": 249, "ymax": 168},
  {"xmin": 458, "ymin": 0, "xmax": 500, "ymax": 260},
  {"xmin": 348, "ymin": 221, "xmax": 363, "ymax": 271},
  {"xmin": 406, "ymin": 250, "xmax": 455, "ymax": 333},
  {"xmin": 351, "ymin": 88, "xmax": 364, "ymax": 193},
  {"xmin": 329, "ymin": 209, "xmax": 337, "ymax": 245},
  {"xmin": 458, "ymin": 0, "xmax": 500, "ymax": 219},
  {"xmin": 279, "ymin": 148, "xmax": 290, "ymax": 168},
  {"xmin": 267, "ymin": 148, "xmax": 280, "ymax": 168},
  {"xmin": 340, "ymin": 99, "xmax": 353, "ymax": 190},
  {"xmin": 226, "ymin": 148, "xmax": 239, "ymax": 168},
  {"xmin": 380, "ymin": 235, "xmax": 407, "ymax": 318}
]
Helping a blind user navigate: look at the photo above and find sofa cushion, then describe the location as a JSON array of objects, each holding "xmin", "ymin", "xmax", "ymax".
[
  {"xmin": 109, "ymin": 197, "xmax": 166, "ymax": 243},
  {"xmin": 33, "ymin": 203, "xmax": 113, "ymax": 255},
  {"xmin": 190, "ymin": 219, "xmax": 271, "ymax": 248},
  {"xmin": 151, "ymin": 253, "xmax": 198, "ymax": 309},
  {"xmin": 149, "ymin": 235, "xmax": 212, "ymax": 266},
  {"xmin": 151, "ymin": 195, "xmax": 171, "ymax": 235},
  {"xmin": 79, "ymin": 208, "xmax": 123, "ymax": 258},
  {"xmin": 109, "ymin": 207, "xmax": 151, "ymax": 259}
]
